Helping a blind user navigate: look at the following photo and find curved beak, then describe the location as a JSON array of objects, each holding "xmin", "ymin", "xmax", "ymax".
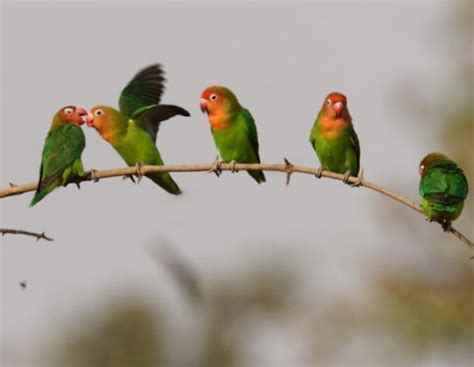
[
  {"xmin": 76, "ymin": 107, "xmax": 87, "ymax": 125},
  {"xmin": 86, "ymin": 112, "xmax": 94, "ymax": 127},
  {"xmin": 200, "ymin": 98, "xmax": 208, "ymax": 114},
  {"xmin": 333, "ymin": 101, "xmax": 344, "ymax": 117}
]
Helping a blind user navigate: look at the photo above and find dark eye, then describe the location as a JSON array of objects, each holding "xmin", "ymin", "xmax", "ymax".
[
  {"xmin": 94, "ymin": 109, "xmax": 104, "ymax": 117},
  {"xmin": 210, "ymin": 94, "xmax": 217, "ymax": 101},
  {"xmin": 64, "ymin": 107, "xmax": 74, "ymax": 114},
  {"xmin": 326, "ymin": 99, "xmax": 331, "ymax": 105},
  {"xmin": 419, "ymin": 165, "xmax": 424, "ymax": 175}
]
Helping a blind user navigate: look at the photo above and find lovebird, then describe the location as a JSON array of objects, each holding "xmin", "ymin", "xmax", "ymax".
[
  {"xmin": 309, "ymin": 92, "xmax": 361, "ymax": 184},
  {"xmin": 30, "ymin": 105, "xmax": 87, "ymax": 206},
  {"xmin": 87, "ymin": 64, "xmax": 190, "ymax": 195},
  {"xmin": 200, "ymin": 86, "xmax": 265, "ymax": 184},
  {"xmin": 419, "ymin": 152, "xmax": 468, "ymax": 230}
]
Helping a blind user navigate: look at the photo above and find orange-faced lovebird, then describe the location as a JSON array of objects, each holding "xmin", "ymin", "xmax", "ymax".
[
  {"xmin": 200, "ymin": 86, "xmax": 265, "ymax": 184},
  {"xmin": 87, "ymin": 64, "xmax": 189, "ymax": 195},
  {"xmin": 419, "ymin": 152, "xmax": 468, "ymax": 231},
  {"xmin": 309, "ymin": 92, "xmax": 362, "ymax": 184},
  {"xmin": 30, "ymin": 106, "xmax": 87, "ymax": 206}
]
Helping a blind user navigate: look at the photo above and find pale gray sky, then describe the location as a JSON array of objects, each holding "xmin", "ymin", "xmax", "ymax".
[{"xmin": 2, "ymin": 1, "xmax": 471, "ymax": 366}]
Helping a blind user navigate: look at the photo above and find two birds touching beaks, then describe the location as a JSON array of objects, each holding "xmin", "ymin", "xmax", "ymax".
[{"xmin": 30, "ymin": 64, "xmax": 469, "ymax": 231}]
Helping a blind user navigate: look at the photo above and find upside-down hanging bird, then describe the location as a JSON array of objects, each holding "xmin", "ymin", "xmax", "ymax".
[
  {"xmin": 419, "ymin": 152, "xmax": 468, "ymax": 231},
  {"xmin": 309, "ymin": 92, "xmax": 361, "ymax": 184},
  {"xmin": 87, "ymin": 64, "xmax": 190, "ymax": 195},
  {"xmin": 200, "ymin": 86, "xmax": 265, "ymax": 184},
  {"xmin": 30, "ymin": 105, "xmax": 87, "ymax": 206}
]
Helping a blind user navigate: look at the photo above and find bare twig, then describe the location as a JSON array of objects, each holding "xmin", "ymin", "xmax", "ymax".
[
  {"xmin": 0, "ymin": 161, "xmax": 472, "ymax": 251},
  {"xmin": 1, "ymin": 228, "xmax": 53, "ymax": 242}
]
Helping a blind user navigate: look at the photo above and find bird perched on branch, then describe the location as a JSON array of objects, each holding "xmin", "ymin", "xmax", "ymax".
[
  {"xmin": 87, "ymin": 64, "xmax": 189, "ymax": 195},
  {"xmin": 30, "ymin": 106, "xmax": 87, "ymax": 206},
  {"xmin": 309, "ymin": 92, "xmax": 362, "ymax": 184},
  {"xmin": 419, "ymin": 153, "xmax": 468, "ymax": 231},
  {"xmin": 200, "ymin": 86, "xmax": 265, "ymax": 184}
]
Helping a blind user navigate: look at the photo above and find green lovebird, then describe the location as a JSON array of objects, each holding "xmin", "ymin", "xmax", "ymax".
[
  {"xmin": 200, "ymin": 86, "xmax": 265, "ymax": 184},
  {"xmin": 87, "ymin": 64, "xmax": 190, "ymax": 195},
  {"xmin": 30, "ymin": 105, "xmax": 87, "ymax": 206},
  {"xmin": 419, "ymin": 152, "xmax": 468, "ymax": 230},
  {"xmin": 309, "ymin": 92, "xmax": 361, "ymax": 183}
]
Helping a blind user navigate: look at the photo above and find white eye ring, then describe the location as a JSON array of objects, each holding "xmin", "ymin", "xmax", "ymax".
[
  {"xmin": 210, "ymin": 94, "xmax": 217, "ymax": 101},
  {"xmin": 64, "ymin": 107, "xmax": 74, "ymax": 114},
  {"xmin": 326, "ymin": 99, "xmax": 331, "ymax": 105},
  {"xmin": 419, "ymin": 165, "xmax": 424, "ymax": 174},
  {"xmin": 94, "ymin": 109, "xmax": 104, "ymax": 117}
]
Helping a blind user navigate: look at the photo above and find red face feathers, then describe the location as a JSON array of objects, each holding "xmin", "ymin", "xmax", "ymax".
[
  {"xmin": 56, "ymin": 105, "xmax": 87, "ymax": 126},
  {"xmin": 200, "ymin": 86, "xmax": 237, "ymax": 116},
  {"xmin": 323, "ymin": 92, "xmax": 348, "ymax": 119}
]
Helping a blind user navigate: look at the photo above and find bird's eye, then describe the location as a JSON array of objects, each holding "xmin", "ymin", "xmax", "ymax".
[
  {"xmin": 94, "ymin": 109, "xmax": 104, "ymax": 117},
  {"xmin": 419, "ymin": 165, "xmax": 424, "ymax": 175},
  {"xmin": 64, "ymin": 107, "xmax": 74, "ymax": 114},
  {"xmin": 326, "ymin": 99, "xmax": 331, "ymax": 105},
  {"xmin": 210, "ymin": 94, "xmax": 218, "ymax": 101}
]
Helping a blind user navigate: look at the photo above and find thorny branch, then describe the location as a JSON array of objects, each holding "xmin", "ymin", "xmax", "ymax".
[
  {"xmin": 0, "ymin": 161, "xmax": 472, "ymax": 252},
  {"xmin": 1, "ymin": 228, "xmax": 53, "ymax": 242}
]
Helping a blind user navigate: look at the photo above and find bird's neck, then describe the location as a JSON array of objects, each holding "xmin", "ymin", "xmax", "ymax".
[
  {"xmin": 209, "ymin": 109, "xmax": 236, "ymax": 131},
  {"xmin": 319, "ymin": 115, "xmax": 351, "ymax": 138}
]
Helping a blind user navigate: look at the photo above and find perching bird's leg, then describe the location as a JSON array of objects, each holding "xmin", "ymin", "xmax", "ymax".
[
  {"xmin": 315, "ymin": 167, "xmax": 324, "ymax": 179},
  {"xmin": 135, "ymin": 162, "xmax": 145, "ymax": 184},
  {"xmin": 86, "ymin": 169, "xmax": 99, "ymax": 183},
  {"xmin": 342, "ymin": 170, "xmax": 351, "ymax": 184},
  {"xmin": 208, "ymin": 156, "xmax": 223, "ymax": 177},
  {"xmin": 350, "ymin": 168, "xmax": 364, "ymax": 187},
  {"xmin": 440, "ymin": 220, "xmax": 452, "ymax": 233},
  {"xmin": 229, "ymin": 160, "xmax": 238, "ymax": 173}
]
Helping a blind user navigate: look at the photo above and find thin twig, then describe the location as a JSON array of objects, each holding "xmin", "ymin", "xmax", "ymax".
[
  {"xmin": 0, "ymin": 161, "xmax": 472, "ymax": 251},
  {"xmin": 1, "ymin": 228, "xmax": 53, "ymax": 242}
]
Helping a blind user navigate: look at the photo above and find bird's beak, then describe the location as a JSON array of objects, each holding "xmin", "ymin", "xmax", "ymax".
[
  {"xmin": 200, "ymin": 98, "xmax": 208, "ymax": 114},
  {"xmin": 333, "ymin": 101, "xmax": 344, "ymax": 116},
  {"xmin": 75, "ymin": 107, "xmax": 87, "ymax": 125},
  {"xmin": 86, "ymin": 112, "xmax": 94, "ymax": 127}
]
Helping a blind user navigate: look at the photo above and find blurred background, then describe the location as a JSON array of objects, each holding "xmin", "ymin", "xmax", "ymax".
[{"xmin": 1, "ymin": 1, "xmax": 473, "ymax": 366}]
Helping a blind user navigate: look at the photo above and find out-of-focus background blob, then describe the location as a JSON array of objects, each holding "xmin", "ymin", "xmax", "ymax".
[{"xmin": 1, "ymin": 2, "xmax": 473, "ymax": 366}]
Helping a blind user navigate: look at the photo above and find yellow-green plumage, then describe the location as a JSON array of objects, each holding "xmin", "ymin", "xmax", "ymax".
[
  {"xmin": 31, "ymin": 111, "xmax": 86, "ymax": 206},
  {"xmin": 89, "ymin": 64, "xmax": 189, "ymax": 195}
]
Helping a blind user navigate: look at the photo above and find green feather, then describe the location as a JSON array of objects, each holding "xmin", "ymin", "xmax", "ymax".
[
  {"xmin": 30, "ymin": 124, "xmax": 85, "ymax": 206},
  {"xmin": 419, "ymin": 159, "xmax": 468, "ymax": 221},
  {"xmin": 119, "ymin": 64, "xmax": 165, "ymax": 117},
  {"xmin": 212, "ymin": 105, "xmax": 265, "ymax": 184},
  {"xmin": 309, "ymin": 113, "xmax": 360, "ymax": 176}
]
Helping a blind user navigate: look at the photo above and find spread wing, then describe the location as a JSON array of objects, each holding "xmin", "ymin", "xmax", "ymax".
[
  {"xmin": 133, "ymin": 104, "xmax": 190, "ymax": 142},
  {"xmin": 119, "ymin": 64, "xmax": 166, "ymax": 117}
]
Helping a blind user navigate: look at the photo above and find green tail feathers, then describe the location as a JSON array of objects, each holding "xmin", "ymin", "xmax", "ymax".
[
  {"xmin": 147, "ymin": 172, "xmax": 182, "ymax": 195},
  {"xmin": 248, "ymin": 169, "xmax": 266, "ymax": 184},
  {"xmin": 29, "ymin": 182, "xmax": 57, "ymax": 207}
]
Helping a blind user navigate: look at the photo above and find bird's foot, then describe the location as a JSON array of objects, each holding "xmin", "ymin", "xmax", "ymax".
[
  {"xmin": 135, "ymin": 162, "xmax": 145, "ymax": 184},
  {"xmin": 229, "ymin": 160, "xmax": 238, "ymax": 173},
  {"xmin": 208, "ymin": 156, "xmax": 223, "ymax": 177},
  {"xmin": 342, "ymin": 170, "xmax": 352, "ymax": 185},
  {"xmin": 86, "ymin": 169, "xmax": 99, "ymax": 183},
  {"xmin": 315, "ymin": 167, "xmax": 324, "ymax": 179},
  {"xmin": 350, "ymin": 168, "xmax": 365, "ymax": 187},
  {"xmin": 440, "ymin": 220, "xmax": 452, "ymax": 232}
]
